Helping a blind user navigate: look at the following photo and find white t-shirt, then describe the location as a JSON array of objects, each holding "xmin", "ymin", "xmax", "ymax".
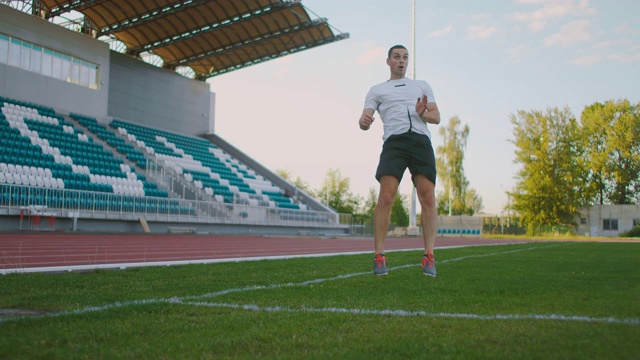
[{"xmin": 364, "ymin": 78, "xmax": 436, "ymax": 142}]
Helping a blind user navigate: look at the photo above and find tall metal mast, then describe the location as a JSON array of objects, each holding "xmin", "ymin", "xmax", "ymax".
[{"xmin": 409, "ymin": 0, "xmax": 418, "ymax": 231}]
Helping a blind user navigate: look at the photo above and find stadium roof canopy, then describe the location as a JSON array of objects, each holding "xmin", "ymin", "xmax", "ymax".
[{"xmin": 29, "ymin": 0, "xmax": 349, "ymax": 80}]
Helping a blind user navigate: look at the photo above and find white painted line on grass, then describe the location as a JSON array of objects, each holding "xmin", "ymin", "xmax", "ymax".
[
  {"xmin": 7, "ymin": 242, "xmax": 629, "ymax": 328},
  {"xmin": 188, "ymin": 243, "xmax": 568, "ymax": 299},
  {"xmin": 171, "ymin": 299, "xmax": 640, "ymax": 326},
  {"xmin": 3, "ymin": 295, "xmax": 638, "ymax": 327}
]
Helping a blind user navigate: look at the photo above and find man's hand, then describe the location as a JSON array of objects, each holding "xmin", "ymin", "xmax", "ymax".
[
  {"xmin": 416, "ymin": 96, "xmax": 441, "ymax": 125},
  {"xmin": 359, "ymin": 109, "xmax": 375, "ymax": 130},
  {"xmin": 416, "ymin": 95, "xmax": 428, "ymax": 117}
]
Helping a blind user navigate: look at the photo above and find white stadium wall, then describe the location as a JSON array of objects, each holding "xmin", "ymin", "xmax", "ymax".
[
  {"xmin": 107, "ymin": 52, "xmax": 215, "ymax": 137},
  {"xmin": 0, "ymin": 6, "xmax": 110, "ymax": 119},
  {"xmin": 0, "ymin": 5, "xmax": 215, "ymax": 137}
]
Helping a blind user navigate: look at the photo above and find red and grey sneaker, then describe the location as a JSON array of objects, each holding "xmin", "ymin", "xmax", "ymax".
[
  {"xmin": 421, "ymin": 252, "xmax": 436, "ymax": 277},
  {"xmin": 373, "ymin": 253, "xmax": 388, "ymax": 276}
]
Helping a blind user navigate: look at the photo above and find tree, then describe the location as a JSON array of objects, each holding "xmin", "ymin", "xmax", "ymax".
[
  {"xmin": 362, "ymin": 187, "xmax": 377, "ymax": 218},
  {"xmin": 362, "ymin": 187, "xmax": 409, "ymax": 227},
  {"xmin": 276, "ymin": 168, "xmax": 311, "ymax": 194},
  {"xmin": 581, "ymin": 99, "xmax": 640, "ymax": 205},
  {"xmin": 390, "ymin": 192, "xmax": 409, "ymax": 227},
  {"xmin": 353, "ymin": 187, "xmax": 409, "ymax": 234},
  {"xmin": 436, "ymin": 116, "xmax": 482, "ymax": 215},
  {"xmin": 509, "ymin": 106, "xmax": 585, "ymax": 233},
  {"xmin": 350, "ymin": 187, "xmax": 377, "ymax": 235},
  {"xmin": 315, "ymin": 168, "xmax": 362, "ymax": 214},
  {"xmin": 465, "ymin": 188, "xmax": 484, "ymax": 215}
]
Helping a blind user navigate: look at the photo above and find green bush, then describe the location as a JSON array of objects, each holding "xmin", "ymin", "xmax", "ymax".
[{"xmin": 620, "ymin": 225, "xmax": 640, "ymax": 237}]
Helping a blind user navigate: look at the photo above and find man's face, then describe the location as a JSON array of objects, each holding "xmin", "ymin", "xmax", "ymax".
[{"xmin": 387, "ymin": 48, "xmax": 409, "ymax": 78}]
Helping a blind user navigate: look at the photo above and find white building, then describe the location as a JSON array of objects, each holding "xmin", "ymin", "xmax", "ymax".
[{"xmin": 577, "ymin": 205, "xmax": 640, "ymax": 237}]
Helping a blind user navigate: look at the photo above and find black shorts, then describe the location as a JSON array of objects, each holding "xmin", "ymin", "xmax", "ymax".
[{"xmin": 375, "ymin": 132, "xmax": 437, "ymax": 185}]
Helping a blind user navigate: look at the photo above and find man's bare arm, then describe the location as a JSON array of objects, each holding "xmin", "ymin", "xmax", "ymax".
[
  {"xmin": 415, "ymin": 96, "xmax": 441, "ymax": 125},
  {"xmin": 359, "ymin": 108, "xmax": 375, "ymax": 130},
  {"xmin": 421, "ymin": 102, "xmax": 440, "ymax": 125}
]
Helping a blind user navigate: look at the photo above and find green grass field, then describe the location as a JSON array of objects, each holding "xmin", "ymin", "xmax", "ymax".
[{"xmin": 1, "ymin": 241, "xmax": 639, "ymax": 359}]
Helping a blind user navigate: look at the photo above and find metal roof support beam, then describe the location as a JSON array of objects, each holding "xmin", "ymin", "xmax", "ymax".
[
  {"xmin": 171, "ymin": 18, "xmax": 328, "ymax": 68},
  {"xmin": 204, "ymin": 32, "xmax": 346, "ymax": 79},
  {"xmin": 98, "ymin": 0, "xmax": 210, "ymax": 36},
  {"xmin": 126, "ymin": 1, "xmax": 300, "ymax": 55},
  {"xmin": 175, "ymin": 19, "xmax": 332, "ymax": 74},
  {"xmin": 48, "ymin": 0, "xmax": 109, "ymax": 18},
  {"xmin": 9, "ymin": 0, "xmax": 349, "ymax": 80}
]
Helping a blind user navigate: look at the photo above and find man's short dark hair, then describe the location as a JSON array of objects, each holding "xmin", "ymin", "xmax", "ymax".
[{"xmin": 387, "ymin": 45, "xmax": 408, "ymax": 59}]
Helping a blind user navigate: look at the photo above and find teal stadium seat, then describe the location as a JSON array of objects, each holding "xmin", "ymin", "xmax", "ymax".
[
  {"xmin": 0, "ymin": 98, "xmax": 171, "ymax": 213},
  {"xmin": 109, "ymin": 119, "xmax": 304, "ymax": 211}
]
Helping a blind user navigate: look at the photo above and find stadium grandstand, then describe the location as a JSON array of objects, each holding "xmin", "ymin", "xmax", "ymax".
[{"xmin": 0, "ymin": 0, "xmax": 351, "ymax": 235}]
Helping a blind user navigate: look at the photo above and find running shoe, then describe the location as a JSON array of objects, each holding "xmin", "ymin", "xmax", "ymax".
[
  {"xmin": 373, "ymin": 253, "xmax": 388, "ymax": 276},
  {"xmin": 421, "ymin": 252, "xmax": 436, "ymax": 277}
]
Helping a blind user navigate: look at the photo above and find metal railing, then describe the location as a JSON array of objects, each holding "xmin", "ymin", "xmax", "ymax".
[{"xmin": 0, "ymin": 183, "xmax": 349, "ymax": 229}]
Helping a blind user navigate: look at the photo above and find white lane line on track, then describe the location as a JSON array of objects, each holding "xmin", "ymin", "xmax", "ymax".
[{"xmin": 0, "ymin": 240, "xmax": 524, "ymax": 274}]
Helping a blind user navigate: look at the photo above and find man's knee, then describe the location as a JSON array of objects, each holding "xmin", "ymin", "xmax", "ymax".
[
  {"xmin": 377, "ymin": 175, "xmax": 399, "ymax": 208},
  {"xmin": 414, "ymin": 176, "xmax": 435, "ymax": 206},
  {"xmin": 377, "ymin": 190, "xmax": 396, "ymax": 209},
  {"xmin": 417, "ymin": 190, "xmax": 436, "ymax": 209}
]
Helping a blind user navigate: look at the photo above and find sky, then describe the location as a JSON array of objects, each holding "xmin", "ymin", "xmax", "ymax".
[{"xmin": 207, "ymin": 0, "xmax": 640, "ymax": 216}]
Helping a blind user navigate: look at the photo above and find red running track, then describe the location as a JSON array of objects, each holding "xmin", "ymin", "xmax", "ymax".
[{"xmin": 0, "ymin": 233, "xmax": 528, "ymax": 273}]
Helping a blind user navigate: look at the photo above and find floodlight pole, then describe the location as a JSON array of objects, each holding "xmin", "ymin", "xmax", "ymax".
[
  {"xmin": 410, "ymin": 0, "xmax": 417, "ymax": 226},
  {"xmin": 408, "ymin": 0, "xmax": 419, "ymax": 234}
]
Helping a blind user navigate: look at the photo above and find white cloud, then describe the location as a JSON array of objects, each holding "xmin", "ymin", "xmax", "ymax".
[
  {"xmin": 571, "ymin": 54, "xmax": 601, "ymax": 65},
  {"xmin": 612, "ymin": 20, "xmax": 640, "ymax": 36},
  {"xmin": 507, "ymin": 44, "xmax": 530, "ymax": 60},
  {"xmin": 609, "ymin": 52, "xmax": 640, "ymax": 63},
  {"xmin": 527, "ymin": 21, "xmax": 547, "ymax": 32},
  {"xmin": 510, "ymin": 0, "xmax": 596, "ymax": 32},
  {"xmin": 470, "ymin": 13, "xmax": 491, "ymax": 20},
  {"xmin": 543, "ymin": 19, "xmax": 591, "ymax": 46},
  {"xmin": 515, "ymin": 0, "xmax": 552, "ymax": 4},
  {"xmin": 592, "ymin": 39, "xmax": 634, "ymax": 49},
  {"xmin": 356, "ymin": 44, "xmax": 386, "ymax": 65},
  {"xmin": 466, "ymin": 25, "xmax": 497, "ymax": 40},
  {"xmin": 428, "ymin": 25, "xmax": 453, "ymax": 38}
]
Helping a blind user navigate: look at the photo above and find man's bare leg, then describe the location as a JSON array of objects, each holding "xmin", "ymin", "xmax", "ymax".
[
  {"xmin": 414, "ymin": 175, "xmax": 437, "ymax": 252},
  {"xmin": 374, "ymin": 175, "xmax": 399, "ymax": 254},
  {"xmin": 414, "ymin": 175, "xmax": 437, "ymax": 276}
]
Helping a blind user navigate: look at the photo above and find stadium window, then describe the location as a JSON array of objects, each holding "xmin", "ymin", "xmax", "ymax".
[
  {"xmin": 580, "ymin": 217, "xmax": 587, "ymax": 225},
  {"xmin": 9, "ymin": 38, "xmax": 21, "ymax": 67},
  {"xmin": 0, "ymin": 33, "xmax": 98, "ymax": 90},
  {"xmin": 634, "ymin": 219, "xmax": 640, "ymax": 227},
  {"xmin": 61, "ymin": 54, "xmax": 71, "ymax": 81},
  {"xmin": 603, "ymin": 219, "xmax": 618, "ymax": 231},
  {"xmin": 42, "ymin": 48, "xmax": 52, "ymax": 76},
  {"xmin": 30, "ymin": 45, "xmax": 42, "ymax": 73},
  {"xmin": 20, "ymin": 41, "xmax": 31, "ymax": 70},
  {"xmin": 79, "ymin": 60, "xmax": 89, "ymax": 86},
  {"xmin": 52, "ymin": 51, "xmax": 62, "ymax": 79},
  {"xmin": 0, "ymin": 34, "xmax": 8, "ymax": 64},
  {"xmin": 71, "ymin": 58, "xmax": 81, "ymax": 84},
  {"xmin": 89, "ymin": 64, "xmax": 99, "ymax": 90}
]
